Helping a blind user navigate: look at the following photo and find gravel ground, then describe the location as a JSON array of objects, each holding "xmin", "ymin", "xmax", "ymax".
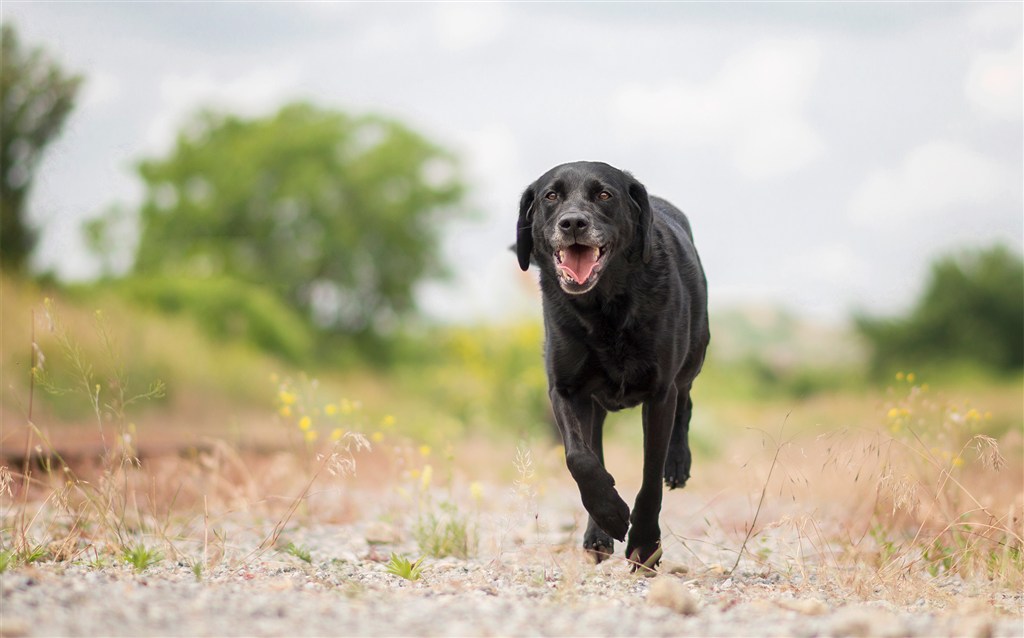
[
  {"xmin": 2, "ymin": 438, "xmax": 1022, "ymax": 638},
  {"xmin": 2, "ymin": 513, "xmax": 1021, "ymax": 638}
]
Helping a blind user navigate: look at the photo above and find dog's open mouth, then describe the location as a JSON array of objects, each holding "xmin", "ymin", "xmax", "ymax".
[{"xmin": 554, "ymin": 243, "xmax": 607, "ymax": 288}]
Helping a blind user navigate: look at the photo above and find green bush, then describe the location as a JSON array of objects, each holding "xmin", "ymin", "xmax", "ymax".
[
  {"xmin": 391, "ymin": 322, "xmax": 552, "ymax": 439},
  {"xmin": 857, "ymin": 244, "xmax": 1023, "ymax": 376},
  {"xmin": 109, "ymin": 275, "xmax": 314, "ymax": 363}
]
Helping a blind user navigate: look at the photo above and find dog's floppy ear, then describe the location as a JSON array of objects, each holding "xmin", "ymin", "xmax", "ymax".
[
  {"xmin": 627, "ymin": 176, "xmax": 654, "ymax": 264},
  {"xmin": 516, "ymin": 185, "xmax": 536, "ymax": 271}
]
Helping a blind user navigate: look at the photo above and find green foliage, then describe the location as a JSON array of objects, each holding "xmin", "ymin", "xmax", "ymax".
[
  {"xmin": 868, "ymin": 375, "xmax": 1018, "ymax": 584},
  {"xmin": 109, "ymin": 275, "xmax": 314, "ymax": 363},
  {"xmin": 283, "ymin": 542, "xmax": 312, "ymax": 564},
  {"xmin": 129, "ymin": 102, "xmax": 466, "ymax": 338},
  {"xmin": 393, "ymin": 322, "xmax": 551, "ymax": 438},
  {"xmin": 0, "ymin": 549, "xmax": 13, "ymax": 573},
  {"xmin": 413, "ymin": 501, "xmax": 473, "ymax": 559},
  {"xmin": 857, "ymin": 245, "xmax": 1024, "ymax": 376},
  {"xmin": 122, "ymin": 543, "xmax": 163, "ymax": 572},
  {"xmin": 0, "ymin": 23, "xmax": 83, "ymax": 271},
  {"xmin": 21, "ymin": 545, "xmax": 48, "ymax": 564},
  {"xmin": 384, "ymin": 553, "xmax": 425, "ymax": 581}
]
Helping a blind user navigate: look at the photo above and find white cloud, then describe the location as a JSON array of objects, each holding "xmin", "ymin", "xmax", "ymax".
[
  {"xmin": 790, "ymin": 244, "xmax": 867, "ymax": 285},
  {"xmin": 849, "ymin": 141, "xmax": 1011, "ymax": 224},
  {"xmin": 965, "ymin": 38, "xmax": 1022, "ymax": 120},
  {"xmin": 433, "ymin": 3, "xmax": 507, "ymax": 51},
  {"xmin": 80, "ymin": 70, "xmax": 123, "ymax": 110},
  {"xmin": 144, "ymin": 66, "xmax": 301, "ymax": 152},
  {"xmin": 969, "ymin": 4, "xmax": 1022, "ymax": 36},
  {"xmin": 454, "ymin": 124, "xmax": 523, "ymax": 191},
  {"xmin": 610, "ymin": 39, "xmax": 823, "ymax": 179}
]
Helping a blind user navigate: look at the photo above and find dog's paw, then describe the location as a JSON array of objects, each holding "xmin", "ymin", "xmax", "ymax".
[
  {"xmin": 579, "ymin": 480, "xmax": 629, "ymax": 542},
  {"xmin": 570, "ymin": 455, "xmax": 630, "ymax": 541},
  {"xmin": 663, "ymin": 442, "xmax": 691, "ymax": 490},
  {"xmin": 583, "ymin": 527, "xmax": 615, "ymax": 563},
  {"xmin": 663, "ymin": 461, "xmax": 690, "ymax": 490},
  {"xmin": 626, "ymin": 538, "xmax": 662, "ymax": 575}
]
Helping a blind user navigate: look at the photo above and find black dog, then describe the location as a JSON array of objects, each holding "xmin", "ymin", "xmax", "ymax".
[{"xmin": 516, "ymin": 161, "xmax": 709, "ymax": 569}]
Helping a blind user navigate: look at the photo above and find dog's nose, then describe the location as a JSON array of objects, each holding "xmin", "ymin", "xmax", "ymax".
[{"xmin": 557, "ymin": 213, "xmax": 589, "ymax": 233}]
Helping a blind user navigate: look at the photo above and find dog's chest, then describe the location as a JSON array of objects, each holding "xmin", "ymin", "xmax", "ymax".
[
  {"xmin": 589, "ymin": 346, "xmax": 656, "ymax": 410},
  {"xmin": 580, "ymin": 320, "xmax": 660, "ymax": 410}
]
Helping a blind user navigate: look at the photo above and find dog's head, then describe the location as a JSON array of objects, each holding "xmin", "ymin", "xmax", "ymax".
[{"xmin": 516, "ymin": 161, "xmax": 654, "ymax": 295}]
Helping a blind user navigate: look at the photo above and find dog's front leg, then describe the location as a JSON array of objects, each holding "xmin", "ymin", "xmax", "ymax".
[
  {"xmin": 550, "ymin": 388, "xmax": 630, "ymax": 542},
  {"xmin": 626, "ymin": 386, "xmax": 678, "ymax": 569},
  {"xmin": 582, "ymin": 403, "xmax": 617, "ymax": 562}
]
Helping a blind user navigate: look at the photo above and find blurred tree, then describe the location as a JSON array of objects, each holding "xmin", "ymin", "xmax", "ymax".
[
  {"xmin": 857, "ymin": 244, "xmax": 1024, "ymax": 375},
  {"xmin": 0, "ymin": 23, "xmax": 83, "ymax": 271},
  {"xmin": 131, "ymin": 102, "xmax": 465, "ymax": 337}
]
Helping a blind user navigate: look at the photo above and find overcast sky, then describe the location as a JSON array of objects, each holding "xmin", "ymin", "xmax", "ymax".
[{"xmin": 4, "ymin": 2, "xmax": 1022, "ymax": 324}]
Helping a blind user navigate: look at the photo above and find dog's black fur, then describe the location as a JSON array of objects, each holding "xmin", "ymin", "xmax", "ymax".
[{"xmin": 516, "ymin": 161, "xmax": 709, "ymax": 569}]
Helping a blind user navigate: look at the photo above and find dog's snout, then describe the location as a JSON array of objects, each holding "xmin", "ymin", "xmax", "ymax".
[{"xmin": 557, "ymin": 213, "xmax": 589, "ymax": 233}]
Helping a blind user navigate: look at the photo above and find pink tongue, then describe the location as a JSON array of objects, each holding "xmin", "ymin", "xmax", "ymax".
[{"xmin": 559, "ymin": 245, "xmax": 598, "ymax": 284}]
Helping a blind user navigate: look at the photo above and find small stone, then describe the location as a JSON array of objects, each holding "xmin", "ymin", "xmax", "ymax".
[
  {"xmin": 830, "ymin": 606, "xmax": 904, "ymax": 638},
  {"xmin": 776, "ymin": 597, "xmax": 828, "ymax": 616},
  {"xmin": 364, "ymin": 522, "xmax": 399, "ymax": 545},
  {"xmin": 663, "ymin": 562, "xmax": 689, "ymax": 575},
  {"xmin": 267, "ymin": 577, "xmax": 295, "ymax": 591},
  {"xmin": 957, "ymin": 617, "xmax": 994, "ymax": 638},
  {"xmin": 647, "ymin": 577, "xmax": 699, "ymax": 616},
  {"xmin": 0, "ymin": 617, "xmax": 30, "ymax": 637}
]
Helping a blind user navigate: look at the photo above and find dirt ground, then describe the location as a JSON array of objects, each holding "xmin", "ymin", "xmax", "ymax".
[{"xmin": 1, "ymin": 415, "xmax": 1022, "ymax": 637}]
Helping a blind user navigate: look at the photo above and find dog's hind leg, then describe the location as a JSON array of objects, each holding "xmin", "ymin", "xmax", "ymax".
[
  {"xmin": 663, "ymin": 386, "xmax": 693, "ymax": 490},
  {"xmin": 582, "ymin": 402, "xmax": 616, "ymax": 562}
]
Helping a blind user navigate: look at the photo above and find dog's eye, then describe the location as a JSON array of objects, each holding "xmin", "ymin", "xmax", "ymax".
[
  {"xmin": 545, "ymin": 192, "xmax": 558, "ymax": 201},
  {"xmin": 598, "ymin": 191, "xmax": 611, "ymax": 201}
]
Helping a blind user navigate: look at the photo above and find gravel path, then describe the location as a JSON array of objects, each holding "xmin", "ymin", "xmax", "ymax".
[
  {"xmin": 2, "ymin": 511, "xmax": 1021, "ymax": 638},
  {"xmin": 2, "ymin": 435, "xmax": 1022, "ymax": 638}
]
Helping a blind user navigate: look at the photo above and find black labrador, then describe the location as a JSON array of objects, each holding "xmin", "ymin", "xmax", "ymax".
[{"xmin": 515, "ymin": 161, "xmax": 710, "ymax": 570}]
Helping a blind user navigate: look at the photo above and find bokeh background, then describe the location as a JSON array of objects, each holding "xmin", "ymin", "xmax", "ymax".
[{"xmin": 2, "ymin": 2, "xmax": 1021, "ymax": 455}]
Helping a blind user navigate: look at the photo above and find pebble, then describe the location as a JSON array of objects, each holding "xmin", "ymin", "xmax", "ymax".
[
  {"xmin": 775, "ymin": 597, "xmax": 829, "ymax": 616},
  {"xmin": 647, "ymin": 576, "xmax": 700, "ymax": 616},
  {"xmin": 2, "ymin": 504, "xmax": 1021, "ymax": 637}
]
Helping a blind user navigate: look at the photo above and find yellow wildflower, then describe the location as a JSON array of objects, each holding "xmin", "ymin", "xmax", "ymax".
[
  {"xmin": 419, "ymin": 445, "xmax": 431, "ymax": 457},
  {"xmin": 330, "ymin": 428, "xmax": 344, "ymax": 441},
  {"xmin": 304, "ymin": 430, "xmax": 318, "ymax": 442},
  {"xmin": 325, "ymin": 403, "xmax": 338, "ymax": 416},
  {"xmin": 298, "ymin": 416, "xmax": 312, "ymax": 431},
  {"xmin": 279, "ymin": 405, "xmax": 292, "ymax": 418},
  {"xmin": 279, "ymin": 390, "xmax": 297, "ymax": 406},
  {"xmin": 421, "ymin": 464, "xmax": 433, "ymax": 490},
  {"xmin": 381, "ymin": 414, "xmax": 396, "ymax": 428},
  {"xmin": 469, "ymin": 481, "xmax": 483, "ymax": 502},
  {"xmin": 371, "ymin": 431, "xmax": 384, "ymax": 443},
  {"xmin": 952, "ymin": 456, "xmax": 964, "ymax": 468},
  {"xmin": 340, "ymin": 398, "xmax": 354, "ymax": 415},
  {"xmin": 895, "ymin": 371, "xmax": 905, "ymax": 381},
  {"xmin": 906, "ymin": 373, "xmax": 915, "ymax": 383}
]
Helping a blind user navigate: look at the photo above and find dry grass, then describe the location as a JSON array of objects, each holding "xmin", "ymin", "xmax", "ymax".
[
  {"xmin": 1, "ymin": 291, "xmax": 1020, "ymax": 613},
  {"xmin": 662, "ymin": 376, "xmax": 1023, "ymax": 601}
]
